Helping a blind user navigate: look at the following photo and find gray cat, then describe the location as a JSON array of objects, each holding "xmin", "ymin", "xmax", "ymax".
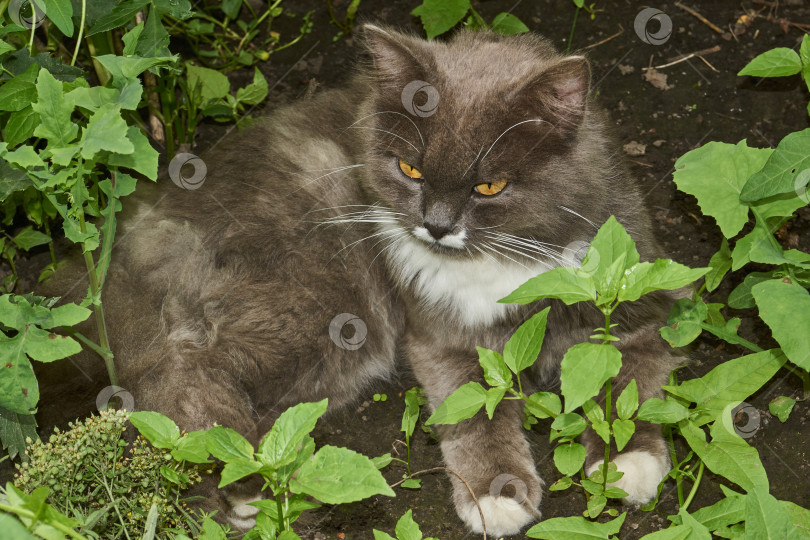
[{"xmin": 50, "ymin": 24, "xmax": 678, "ymax": 536}]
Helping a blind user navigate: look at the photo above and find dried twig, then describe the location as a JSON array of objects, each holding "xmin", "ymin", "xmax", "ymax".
[
  {"xmin": 583, "ymin": 24, "xmax": 624, "ymax": 50},
  {"xmin": 674, "ymin": 2, "xmax": 726, "ymax": 35},
  {"xmin": 643, "ymin": 45, "xmax": 722, "ymax": 71}
]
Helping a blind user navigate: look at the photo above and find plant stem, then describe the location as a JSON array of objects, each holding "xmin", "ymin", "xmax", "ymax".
[
  {"xmin": 62, "ymin": 327, "xmax": 111, "ymax": 360},
  {"xmin": 42, "ymin": 220, "xmax": 57, "ymax": 265},
  {"xmin": 28, "ymin": 16, "xmax": 35, "ymax": 54},
  {"xmin": 567, "ymin": 7, "xmax": 580, "ymax": 54},
  {"xmin": 603, "ymin": 377, "xmax": 612, "ymax": 491},
  {"xmin": 0, "ymin": 503, "xmax": 89, "ymax": 539},
  {"xmin": 276, "ymin": 493, "xmax": 285, "ymax": 531},
  {"xmin": 70, "ymin": 0, "xmax": 87, "ymax": 66},
  {"xmin": 680, "ymin": 460, "xmax": 704, "ymax": 512}
]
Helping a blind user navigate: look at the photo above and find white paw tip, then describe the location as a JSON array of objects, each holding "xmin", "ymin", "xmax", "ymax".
[
  {"xmin": 587, "ymin": 450, "xmax": 669, "ymax": 505},
  {"xmin": 228, "ymin": 494, "xmax": 262, "ymax": 519},
  {"xmin": 459, "ymin": 495, "xmax": 535, "ymax": 537}
]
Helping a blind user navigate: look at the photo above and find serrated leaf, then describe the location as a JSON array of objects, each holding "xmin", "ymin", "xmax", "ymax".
[
  {"xmin": 187, "ymin": 63, "xmax": 231, "ymax": 102},
  {"xmin": 739, "ymin": 47, "xmax": 802, "ymax": 78},
  {"xmin": 411, "ymin": 0, "xmax": 471, "ymax": 39},
  {"xmin": 129, "ymin": 411, "xmax": 180, "ymax": 449},
  {"xmin": 425, "ymin": 381, "xmax": 486, "ymax": 425},
  {"xmin": 257, "ymin": 399, "xmax": 327, "ymax": 468},
  {"xmin": 503, "ymin": 307, "xmax": 550, "ymax": 374},
  {"xmin": 550, "ymin": 412, "xmax": 587, "ymax": 441},
  {"xmin": 477, "ymin": 346, "xmax": 511, "ymax": 387},
  {"xmin": 499, "ymin": 266, "xmax": 596, "ymax": 305},
  {"xmin": 290, "ymin": 445, "xmax": 395, "ymax": 503},
  {"xmin": 4, "ymin": 105, "xmax": 39, "ymax": 147},
  {"xmin": 745, "ymin": 488, "xmax": 797, "ymax": 539},
  {"xmin": 171, "ymin": 430, "xmax": 211, "ymax": 463},
  {"xmin": 0, "ymin": 63, "xmax": 38, "ymax": 112},
  {"xmin": 0, "ymin": 405, "xmax": 38, "ymax": 459},
  {"xmin": 491, "ymin": 12, "xmax": 529, "ymax": 35},
  {"xmin": 31, "ymin": 68, "xmax": 77, "ymax": 147},
  {"xmin": 752, "ymin": 280, "xmax": 810, "ymax": 370},
  {"xmin": 94, "ymin": 54, "xmax": 176, "ymax": 88},
  {"xmin": 395, "ymin": 509, "xmax": 423, "ymax": 540},
  {"xmin": 560, "ymin": 343, "xmax": 622, "ymax": 413},
  {"xmin": 80, "ymin": 103, "xmax": 133, "ymax": 159},
  {"xmin": 583, "ymin": 215, "xmax": 640, "ymax": 285},
  {"xmin": 101, "ymin": 126, "xmax": 158, "ymax": 180},
  {"xmin": 740, "ymin": 128, "xmax": 810, "ymax": 202},
  {"xmin": 525, "ymin": 391, "xmax": 561, "ymax": 419},
  {"xmin": 41, "ymin": 0, "xmax": 73, "ymax": 37},
  {"xmin": 13, "ymin": 226, "xmax": 51, "ymax": 251},
  {"xmin": 526, "ymin": 513, "xmax": 626, "ymax": 539},
  {"xmin": 619, "ymin": 259, "xmax": 709, "ymax": 303},
  {"xmin": 235, "ymin": 67, "xmax": 268, "ymax": 106},
  {"xmin": 206, "ymin": 425, "xmax": 254, "ymax": 462}
]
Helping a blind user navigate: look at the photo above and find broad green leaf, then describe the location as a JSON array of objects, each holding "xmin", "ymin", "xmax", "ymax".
[
  {"xmin": 187, "ymin": 63, "xmax": 231, "ymax": 102},
  {"xmin": 46, "ymin": 301, "xmax": 91, "ymax": 328},
  {"xmin": 730, "ymin": 226, "xmax": 772, "ymax": 271},
  {"xmin": 94, "ymin": 54, "xmax": 177, "ymax": 87},
  {"xmin": 411, "ymin": 0, "xmax": 471, "ymax": 39},
  {"xmin": 705, "ymin": 239, "xmax": 732, "ymax": 292},
  {"xmin": 591, "ymin": 418, "xmax": 610, "ymax": 444},
  {"xmin": 553, "ymin": 442, "xmax": 586, "ymax": 476},
  {"xmin": 560, "ymin": 343, "xmax": 622, "ymax": 413},
  {"xmin": 618, "ymin": 259, "xmax": 708, "ymax": 303},
  {"xmin": 491, "ymin": 12, "xmax": 529, "ymax": 35},
  {"xmin": 1, "ymin": 144, "xmax": 45, "ymax": 169},
  {"xmin": 484, "ymin": 386, "xmax": 506, "ymax": 419},
  {"xmin": 129, "ymin": 411, "xmax": 180, "ymax": 449},
  {"xmin": 0, "ymin": 405, "xmax": 38, "ymax": 459},
  {"xmin": 134, "ymin": 7, "xmax": 170, "ymax": 58},
  {"xmin": 373, "ymin": 531, "xmax": 396, "ymax": 540},
  {"xmin": 728, "ymin": 271, "xmax": 773, "ymax": 309},
  {"xmin": 395, "ymin": 509, "xmax": 423, "ymax": 540},
  {"xmin": 672, "ymin": 140, "xmax": 772, "ymax": 238},
  {"xmin": 80, "ymin": 103, "xmax": 133, "ymax": 158},
  {"xmin": 4, "ymin": 106, "xmax": 38, "ymax": 147},
  {"xmin": 665, "ymin": 298, "xmax": 708, "ymax": 326},
  {"xmin": 612, "ymin": 418, "xmax": 635, "ymax": 451},
  {"xmin": 154, "ymin": 0, "xmax": 193, "ymax": 18},
  {"xmin": 637, "ymin": 398, "xmax": 690, "ymax": 424},
  {"xmin": 257, "ymin": 399, "xmax": 327, "ymax": 468},
  {"xmin": 616, "ymin": 379, "xmax": 638, "ymax": 420},
  {"xmin": 526, "ymin": 513, "xmax": 625, "ymax": 539},
  {"xmin": 0, "ymin": 512, "xmax": 39, "ymax": 539},
  {"xmin": 587, "ymin": 494, "xmax": 607, "ymax": 518},
  {"xmin": 206, "ymin": 425, "xmax": 254, "ymax": 462},
  {"xmin": 0, "ymin": 158, "xmax": 32, "ymax": 200},
  {"xmin": 549, "ymin": 476, "xmax": 573, "ymax": 491},
  {"xmin": 0, "ymin": 63, "xmax": 38, "ymax": 112},
  {"xmin": 745, "ymin": 488, "xmax": 797, "ymax": 539},
  {"xmin": 401, "ymin": 387, "xmax": 424, "ymax": 438},
  {"xmin": 752, "ymin": 280, "xmax": 810, "ymax": 370},
  {"xmin": 782, "ymin": 500, "xmax": 810, "ymax": 538},
  {"xmin": 31, "ymin": 68, "xmax": 77, "ymax": 147},
  {"xmin": 235, "ymin": 68, "xmax": 268, "ymax": 106},
  {"xmin": 0, "ymin": 39, "xmax": 15, "ymax": 56},
  {"xmin": 549, "ymin": 412, "xmax": 587, "ymax": 441},
  {"xmin": 372, "ymin": 453, "xmax": 393, "ymax": 469},
  {"xmin": 41, "ymin": 0, "xmax": 73, "ymax": 37},
  {"xmin": 425, "ymin": 381, "xmax": 486, "ymax": 425},
  {"xmin": 218, "ymin": 458, "xmax": 262, "ymax": 488},
  {"xmin": 275, "ymin": 435, "xmax": 316, "ymax": 485},
  {"xmin": 503, "ymin": 307, "xmax": 550, "ymax": 374},
  {"xmin": 86, "ymin": 0, "xmax": 151, "ymax": 36},
  {"xmin": 583, "ymin": 215, "xmax": 640, "ymax": 289},
  {"xmin": 666, "ymin": 349, "xmax": 785, "ymax": 425},
  {"xmin": 499, "ymin": 266, "xmax": 596, "ymax": 305},
  {"xmin": 685, "ymin": 494, "xmax": 744, "ymax": 531},
  {"xmin": 477, "ymin": 346, "xmax": 511, "ymax": 387},
  {"xmin": 739, "ymin": 47, "xmax": 802, "ymax": 77},
  {"xmin": 121, "ymin": 22, "xmax": 144, "ymax": 56},
  {"xmin": 102, "ymin": 126, "xmax": 159, "ymax": 180},
  {"xmin": 13, "ymin": 226, "xmax": 51, "ymax": 251},
  {"xmin": 525, "ymin": 391, "xmax": 561, "ymax": 419},
  {"xmin": 290, "ymin": 445, "xmax": 395, "ymax": 503},
  {"xmin": 769, "ymin": 396, "xmax": 796, "ymax": 423},
  {"xmin": 741, "ymin": 129, "xmax": 810, "ymax": 202},
  {"xmin": 582, "ymin": 399, "xmax": 604, "ymax": 423},
  {"xmin": 171, "ymin": 430, "xmax": 211, "ymax": 463}
]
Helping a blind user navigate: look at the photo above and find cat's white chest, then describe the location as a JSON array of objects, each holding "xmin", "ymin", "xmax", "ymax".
[{"xmin": 385, "ymin": 233, "xmax": 554, "ymax": 327}]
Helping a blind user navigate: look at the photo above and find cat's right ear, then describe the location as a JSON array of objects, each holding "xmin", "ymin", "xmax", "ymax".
[{"xmin": 362, "ymin": 24, "xmax": 433, "ymax": 86}]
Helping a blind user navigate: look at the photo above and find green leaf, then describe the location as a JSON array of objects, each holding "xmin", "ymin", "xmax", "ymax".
[
  {"xmin": 425, "ymin": 381, "xmax": 486, "ymax": 425},
  {"xmin": 782, "ymin": 500, "xmax": 810, "ymax": 538},
  {"xmin": 171, "ymin": 430, "xmax": 211, "ymax": 463},
  {"xmin": 102, "ymin": 126, "xmax": 159, "ymax": 180},
  {"xmin": 587, "ymin": 494, "xmax": 607, "ymax": 518},
  {"xmin": 560, "ymin": 343, "xmax": 622, "ymax": 413},
  {"xmin": 525, "ymin": 391, "xmax": 561, "ymax": 419},
  {"xmin": 121, "ymin": 22, "xmax": 144, "ymax": 56},
  {"xmin": 769, "ymin": 396, "xmax": 796, "ymax": 423},
  {"xmin": 553, "ymin": 442, "xmax": 586, "ymax": 476},
  {"xmin": 0, "ymin": 63, "xmax": 38, "ymax": 112},
  {"xmin": 235, "ymin": 67, "xmax": 268, "ymax": 106},
  {"xmin": 705, "ymin": 239, "xmax": 732, "ymax": 292},
  {"xmin": 739, "ymin": 47, "xmax": 803, "ymax": 78},
  {"xmin": 94, "ymin": 54, "xmax": 176, "ymax": 87},
  {"xmin": 31, "ymin": 68, "xmax": 78, "ymax": 147},
  {"xmin": 401, "ymin": 387, "xmax": 424, "ymax": 439},
  {"xmin": 373, "ymin": 531, "xmax": 397, "ymax": 540},
  {"xmin": 206, "ymin": 425, "xmax": 254, "ymax": 462},
  {"xmin": 257, "ymin": 399, "xmax": 328, "ymax": 468},
  {"xmin": 591, "ymin": 418, "xmax": 610, "ymax": 444},
  {"xmin": 612, "ymin": 419, "xmax": 635, "ymax": 452},
  {"xmin": 740, "ymin": 128, "xmax": 810, "ymax": 202},
  {"xmin": 499, "ymin": 266, "xmax": 596, "ymax": 305},
  {"xmin": 41, "ymin": 0, "xmax": 74, "ymax": 37},
  {"xmin": 672, "ymin": 140, "xmax": 773, "ymax": 238},
  {"xmin": 801, "ymin": 34, "xmax": 810, "ymax": 91},
  {"xmin": 619, "ymin": 259, "xmax": 709, "ymax": 303},
  {"xmin": 0, "ymin": 39, "xmax": 15, "ymax": 56},
  {"xmin": 549, "ymin": 412, "xmax": 587, "ymax": 441},
  {"xmin": 395, "ymin": 509, "xmax": 423, "ymax": 540},
  {"xmin": 153, "ymin": 0, "xmax": 193, "ymax": 18},
  {"xmin": 0, "ymin": 512, "xmax": 39, "ymax": 539},
  {"xmin": 12, "ymin": 226, "xmax": 51, "ymax": 251},
  {"xmin": 549, "ymin": 476, "xmax": 573, "ymax": 491},
  {"xmin": 687, "ymin": 494, "xmax": 745, "ymax": 531},
  {"xmin": 129, "ymin": 411, "xmax": 180, "ymax": 449},
  {"xmin": 411, "ymin": 0, "xmax": 471, "ymax": 39},
  {"xmin": 526, "ymin": 513, "xmax": 626, "ymax": 539},
  {"xmin": 0, "ymin": 158, "xmax": 32, "ymax": 200},
  {"xmin": 187, "ymin": 63, "xmax": 231, "ymax": 102},
  {"xmin": 4, "ymin": 105, "xmax": 39, "ymax": 147},
  {"xmin": 484, "ymin": 386, "xmax": 506, "ymax": 419},
  {"xmin": 0, "ymin": 143, "xmax": 45, "ymax": 169},
  {"xmin": 0, "ymin": 405, "xmax": 38, "ymax": 459},
  {"xmin": 491, "ymin": 13, "xmax": 529, "ymax": 35},
  {"xmin": 728, "ymin": 271, "xmax": 773, "ymax": 309},
  {"xmin": 637, "ymin": 398, "xmax": 690, "ymax": 424},
  {"xmin": 477, "ymin": 346, "xmax": 511, "ymax": 387},
  {"xmin": 86, "ymin": 0, "xmax": 150, "ymax": 36},
  {"xmin": 752, "ymin": 280, "xmax": 810, "ymax": 370},
  {"xmin": 745, "ymin": 488, "xmax": 797, "ymax": 539},
  {"xmin": 503, "ymin": 307, "xmax": 550, "ymax": 374},
  {"xmin": 400, "ymin": 477, "xmax": 421, "ymax": 489},
  {"xmin": 290, "ymin": 445, "xmax": 395, "ymax": 503},
  {"xmin": 583, "ymin": 215, "xmax": 640, "ymax": 287},
  {"xmin": 80, "ymin": 103, "xmax": 133, "ymax": 159},
  {"xmin": 616, "ymin": 379, "xmax": 638, "ymax": 420},
  {"xmin": 218, "ymin": 458, "xmax": 262, "ymax": 488},
  {"xmin": 582, "ymin": 399, "xmax": 604, "ymax": 423},
  {"xmin": 134, "ymin": 7, "xmax": 170, "ymax": 58}
]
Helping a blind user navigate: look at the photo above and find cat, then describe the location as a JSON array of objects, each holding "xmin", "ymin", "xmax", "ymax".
[{"xmin": 46, "ymin": 24, "xmax": 679, "ymax": 537}]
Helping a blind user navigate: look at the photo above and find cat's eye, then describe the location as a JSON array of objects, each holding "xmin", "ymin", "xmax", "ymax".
[
  {"xmin": 474, "ymin": 179, "xmax": 508, "ymax": 196},
  {"xmin": 398, "ymin": 159, "xmax": 423, "ymax": 180}
]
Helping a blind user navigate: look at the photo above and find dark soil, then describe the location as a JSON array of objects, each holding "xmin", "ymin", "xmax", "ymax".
[{"xmin": 5, "ymin": 0, "xmax": 810, "ymax": 539}]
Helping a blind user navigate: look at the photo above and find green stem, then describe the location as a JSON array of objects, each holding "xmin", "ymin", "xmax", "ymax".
[
  {"xmin": 680, "ymin": 461, "xmax": 704, "ymax": 513},
  {"xmin": 603, "ymin": 378, "xmax": 612, "ymax": 492},
  {"xmin": 0, "ymin": 503, "xmax": 89, "ymax": 539},
  {"xmin": 42, "ymin": 220, "xmax": 57, "ymax": 265},
  {"xmin": 567, "ymin": 7, "xmax": 580, "ymax": 54},
  {"xmin": 62, "ymin": 327, "xmax": 111, "ymax": 360},
  {"xmin": 276, "ymin": 493, "xmax": 285, "ymax": 531},
  {"xmin": 70, "ymin": 0, "xmax": 87, "ymax": 66},
  {"xmin": 28, "ymin": 15, "xmax": 35, "ymax": 54},
  {"xmin": 664, "ymin": 425, "xmax": 684, "ymax": 505}
]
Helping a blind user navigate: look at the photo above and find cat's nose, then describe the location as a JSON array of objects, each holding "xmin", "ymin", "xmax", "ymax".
[{"xmin": 423, "ymin": 221, "xmax": 453, "ymax": 240}]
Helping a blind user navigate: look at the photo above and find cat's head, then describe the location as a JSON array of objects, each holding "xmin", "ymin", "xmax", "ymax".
[{"xmin": 354, "ymin": 24, "xmax": 619, "ymax": 268}]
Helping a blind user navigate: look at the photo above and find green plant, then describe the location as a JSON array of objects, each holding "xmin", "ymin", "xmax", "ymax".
[
  {"xmin": 327, "ymin": 0, "xmax": 361, "ymax": 42},
  {"xmin": 373, "ymin": 509, "xmax": 438, "ymax": 540},
  {"xmin": 8, "ymin": 409, "xmax": 211, "ymax": 539},
  {"xmin": 410, "ymin": 0, "xmax": 529, "ymax": 40},
  {"xmin": 1, "ymin": 482, "xmax": 90, "ymax": 540},
  {"xmin": 737, "ymin": 34, "xmax": 810, "ymax": 115},
  {"xmin": 129, "ymin": 399, "xmax": 394, "ymax": 539}
]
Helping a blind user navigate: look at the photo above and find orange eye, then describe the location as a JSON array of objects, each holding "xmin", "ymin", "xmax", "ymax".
[
  {"xmin": 398, "ymin": 159, "xmax": 423, "ymax": 180},
  {"xmin": 474, "ymin": 179, "xmax": 508, "ymax": 196}
]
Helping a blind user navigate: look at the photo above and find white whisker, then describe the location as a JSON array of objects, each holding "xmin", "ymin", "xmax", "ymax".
[
  {"xmin": 344, "ymin": 111, "xmax": 425, "ymax": 147},
  {"xmin": 559, "ymin": 206, "xmax": 598, "ymax": 229},
  {"xmin": 347, "ymin": 126, "xmax": 420, "ymax": 152},
  {"xmin": 481, "ymin": 119, "xmax": 549, "ymax": 164}
]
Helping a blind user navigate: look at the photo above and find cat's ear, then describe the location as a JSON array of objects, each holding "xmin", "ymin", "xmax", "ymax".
[
  {"xmin": 362, "ymin": 24, "xmax": 433, "ymax": 86},
  {"xmin": 518, "ymin": 56, "xmax": 591, "ymax": 132}
]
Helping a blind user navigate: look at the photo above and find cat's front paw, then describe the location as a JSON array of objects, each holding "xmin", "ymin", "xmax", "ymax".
[
  {"xmin": 458, "ymin": 495, "xmax": 537, "ymax": 537},
  {"xmin": 586, "ymin": 450, "xmax": 670, "ymax": 505}
]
